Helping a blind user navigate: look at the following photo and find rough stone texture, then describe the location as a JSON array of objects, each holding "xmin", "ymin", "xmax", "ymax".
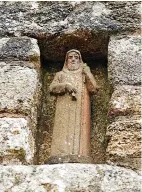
[
  {"xmin": 0, "ymin": 2, "xmax": 140, "ymax": 61},
  {"xmin": 108, "ymin": 85, "xmax": 141, "ymax": 118},
  {"xmin": 0, "ymin": 118, "xmax": 34, "ymax": 165},
  {"xmin": 106, "ymin": 86, "xmax": 141, "ymax": 171},
  {"xmin": 0, "ymin": 1, "xmax": 141, "ymax": 188},
  {"xmin": 0, "ymin": 164, "xmax": 141, "ymax": 192},
  {"xmin": 0, "ymin": 37, "xmax": 41, "ymax": 165},
  {"xmin": 106, "ymin": 116, "xmax": 141, "ymax": 170},
  {"xmin": 0, "ymin": 1, "xmax": 140, "ymax": 36},
  {"xmin": 36, "ymin": 70, "xmax": 56, "ymax": 165},
  {"xmin": 108, "ymin": 35, "xmax": 141, "ymax": 86},
  {"xmin": 0, "ymin": 37, "xmax": 40, "ymax": 64},
  {"xmin": 0, "ymin": 61, "xmax": 39, "ymax": 119},
  {"xmin": 0, "ymin": 37, "xmax": 41, "ymax": 125},
  {"xmin": 90, "ymin": 63, "xmax": 110, "ymax": 164},
  {"xmin": 39, "ymin": 31, "xmax": 109, "ymax": 62},
  {"xmin": 107, "ymin": 34, "xmax": 141, "ymax": 170}
]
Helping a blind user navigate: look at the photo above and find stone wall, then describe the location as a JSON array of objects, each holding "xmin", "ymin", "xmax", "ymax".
[
  {"xmin": 0, "ymin": 37, "xmax": 41, "ymax": 164},
  {"xmin": 106, "ymin": 35, "xmax": 141, "ymax": 170},
  {"xmin": 0, "ymin": 1, "xmax": 141, "ymax": 191}
]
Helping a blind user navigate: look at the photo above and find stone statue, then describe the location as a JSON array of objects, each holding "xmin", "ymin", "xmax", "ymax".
[{"xmin": 47, "ymin": 49, "xmax": 98, "ymax": 164}]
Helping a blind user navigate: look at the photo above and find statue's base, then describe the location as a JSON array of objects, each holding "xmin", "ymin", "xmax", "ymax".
[{"xmin": 45, "ymin": 155, "xmax": 93, "ymax": 164}]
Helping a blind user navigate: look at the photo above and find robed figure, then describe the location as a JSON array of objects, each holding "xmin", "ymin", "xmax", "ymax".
[{"xmin": 47, "ymin": 50, "xmax": 98, "ymax": 163}]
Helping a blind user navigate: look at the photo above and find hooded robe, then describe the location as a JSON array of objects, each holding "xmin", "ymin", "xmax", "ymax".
[{"xmin": 48, "ymin": 50, "xmax": 97, "ymax": 163}]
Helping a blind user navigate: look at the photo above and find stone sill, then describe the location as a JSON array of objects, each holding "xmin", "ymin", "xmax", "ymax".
[{"xmin": 0, "ymin": 164, "xmax": 141, "ymax": 192}]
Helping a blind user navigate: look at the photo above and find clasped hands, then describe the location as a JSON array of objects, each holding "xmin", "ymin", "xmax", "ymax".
[{"xmin": 50, "ymin": 82, "xmax": 77, "ymax": 95}]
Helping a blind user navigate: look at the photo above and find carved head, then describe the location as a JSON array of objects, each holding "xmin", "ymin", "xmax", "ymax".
[{"xmin": 64, "ymin": 49, "xmax": 83, "ymax": 71}]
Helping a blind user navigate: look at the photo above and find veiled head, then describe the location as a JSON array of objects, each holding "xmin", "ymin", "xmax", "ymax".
[{"xmin": 64, "ymin": 49, "xmax": 83, "ymax": 71}]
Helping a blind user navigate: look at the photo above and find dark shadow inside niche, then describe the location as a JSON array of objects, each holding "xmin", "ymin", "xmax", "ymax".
[{"xmin": 36, "ymin": 53, "xmax": 111, "ymax": 165}]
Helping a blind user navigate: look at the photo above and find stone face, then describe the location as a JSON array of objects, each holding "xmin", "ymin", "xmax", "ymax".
[
  {"xmin": 106, "ymin": 117, "xmax": 141, "ymax": 170},
  {"xmin": 108, "ymin": 35, "xmax": 141, "ymax": 86},
  {"xmin": 108, "ymin": 85, "xmax": 141, "ymax": 118},
  {"xmin": 0, "ymin": 118, "xmax": 34, "ymax": 164},
  {"xmin": 0, "ymin": 164, "xmax": 141, "ymax": 192}
]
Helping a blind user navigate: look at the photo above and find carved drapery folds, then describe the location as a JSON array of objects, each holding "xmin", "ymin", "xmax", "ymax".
[{"xmin": 46, "ymin": 50, "xmax": 98, "ymax": 164}]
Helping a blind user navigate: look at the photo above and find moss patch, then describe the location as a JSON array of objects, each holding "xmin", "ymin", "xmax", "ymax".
[{"xmin": 6, "ymin": 148, "xmax": 26, "ymax": 163}]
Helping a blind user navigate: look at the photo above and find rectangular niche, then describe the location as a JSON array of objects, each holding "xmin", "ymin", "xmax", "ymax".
[{"xmin": 36, "ymin": 56, "xmax": 111, "ymax": 165}]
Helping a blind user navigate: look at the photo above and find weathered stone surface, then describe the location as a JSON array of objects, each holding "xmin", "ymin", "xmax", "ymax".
[
  {"xmin": 0, "ymin": 61, "xmax": 40, "ymax": 119},
  {"xmin": 0, "ymin": 1, "xmax": 140, "ymax": 186},
  {"xmin": 0, "ymin": 164, "xmax": 141, "ymax": 192},
  {"xmin": 106, "ymin": 117, "xmax": 141, "ymax": 170},
  {"xmin": 39, "ymin": 31, "xmax": 109, "ymax": 62},
  {"xmin": 106, "ymin": 80, "xmax": 141, "ymax": 170},
  {"xmin": 0, "ymin": 118, "xmax": 34, "ymax": 165},
  {"xmin": 0, "ymin": 1, "xmax": 140, "ymax": 37},
  {"xmin": 108, "ymin": 85, "xmax": 141, "ymax": 118},
  {"xmin": 108, "ymin": 35, "xmax": 141, "ymax": 86},
  {"xmin": 0, "ymin": 37, "xmax": 41, "ymax": 165},
  {"xmin": 0, "ymin": 2, "xmax": 140, "ymax": 61},
  {"xmin": 0, "ymin": 36, "xmax": 41, "ymax": 119},
  {"xmin": 0, "ymin": 37, "xmax": 40, "ymax": 64}
]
